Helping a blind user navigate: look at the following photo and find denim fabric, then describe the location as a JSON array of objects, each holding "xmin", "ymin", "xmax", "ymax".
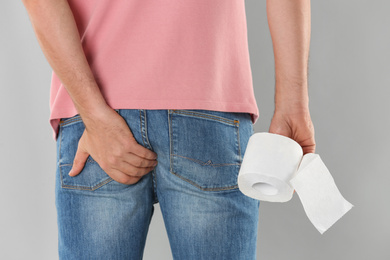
[{"xmin": 55, "ymin": 109, "xmax": 260, "ymax": 260}]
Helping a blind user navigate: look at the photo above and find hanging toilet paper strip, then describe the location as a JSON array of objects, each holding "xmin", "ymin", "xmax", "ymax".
[{"xmin": 237, "ymin": 132, "xmax": 354, "ymax": 234}]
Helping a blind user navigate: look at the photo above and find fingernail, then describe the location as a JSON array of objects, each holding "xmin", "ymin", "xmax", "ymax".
[{"xmin": 68, "ymin": 170, "xmax": 73, "ymax": 176}]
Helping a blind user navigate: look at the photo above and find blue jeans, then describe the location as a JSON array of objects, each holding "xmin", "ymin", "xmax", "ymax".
[{"xmin": 55, "ymin": 109, "xmax": 260, "ymax": 260}]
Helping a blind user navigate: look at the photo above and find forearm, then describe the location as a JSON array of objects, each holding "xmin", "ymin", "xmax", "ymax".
[
  {"xmin": 22, "ymin": 0, "xmax": 109, "ymax": 122},
  {"xmin": 266, "ymin": 0, "xmax": 311, "ymax": 111}
]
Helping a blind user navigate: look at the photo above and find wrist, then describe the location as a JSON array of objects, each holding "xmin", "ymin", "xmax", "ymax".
[
  {"xmin": 275, "ymin": 98, "xmax": 309, "ymax": 113},
  {"xmin": 78, "ymin": 103, "xmax": 113, "ymax": 130},
  {"xmin": 71, "ymin": 86, "xmax": 111, "ymax": 124},
  {"xmin": 274, "ymin": 81, "xmax": 309, "ymax": 113}
]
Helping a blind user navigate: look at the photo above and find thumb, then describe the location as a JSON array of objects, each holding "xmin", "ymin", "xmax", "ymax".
[{"xmin": 69, "ymin": 143, "xmax": 89, "ymax": 177}]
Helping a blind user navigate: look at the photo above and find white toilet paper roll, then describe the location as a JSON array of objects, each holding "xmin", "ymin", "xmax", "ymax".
[{"xmin": 237, "ymin": 132, "xmax": 354, "ymax": 234}]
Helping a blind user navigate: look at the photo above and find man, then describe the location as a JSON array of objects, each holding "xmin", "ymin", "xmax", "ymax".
[{"xmin": 22, "ymin": 0, "xmax": 315, "ymax": 259}]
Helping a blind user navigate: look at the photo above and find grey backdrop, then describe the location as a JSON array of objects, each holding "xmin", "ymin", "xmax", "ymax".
[{"xmin": 1, "ymin": 1, "xmax": 388, "ymax": 259}]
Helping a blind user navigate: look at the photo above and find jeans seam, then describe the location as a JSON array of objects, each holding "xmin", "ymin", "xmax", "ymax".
[
  {"xmin": 139, "ymin": 110, "xmax": 158, "ymax": 203},
  {"xmin": 171, "ymin": 154, "xmax": 240, "ymax": 166},
  {"xmin": 139, "ymin": 110, "xmax": 146, "ymax": 147},
  {"xmin": 169, "ymin": 110, "xmax": 173, "ymax": 174},
  {"xmin": 142, "ymin": 110, "xmax": 158, "ymax": 203},
  {"xmin": 59, "ymin": 123, "xmax": 63, "ymax": 187},
  {"xmin": 237, "ymin": 124, "xmax": 242, "ymax": 164},
  {"xmin": 60, "ymin": 178, "xmax": 114, "ymax": 191},
  {"xmin": 142, "ymin": 110, "xmax": 153, "ymax": 150},
  {"xmin": 171, "ymin": 109, "xmax": 239, "ymax": 127},
  {"xmin": 59, "ymin": 117, "xmax": 82, "ymax": 127}
]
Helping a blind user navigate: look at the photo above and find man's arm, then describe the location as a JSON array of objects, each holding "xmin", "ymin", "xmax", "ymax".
[
  {"xmin": 266, "ymin": 0, "xmax": 316, "ymax": 154},
  {"xmin": 22, "ymin": 0, "xmax": 158, "ymax": 184},
  {"xmin": 21, "ymin": 0, "xmax": 108, "ymax": 123}
]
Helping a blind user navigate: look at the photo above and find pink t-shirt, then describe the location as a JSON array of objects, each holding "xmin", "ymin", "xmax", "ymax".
[{"xmin": 49, "ymin": 0, "xmax": 259, "ymax": 141}]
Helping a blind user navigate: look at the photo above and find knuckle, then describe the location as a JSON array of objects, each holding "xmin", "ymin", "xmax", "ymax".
[
  {"xmin": 138, "ymin": 149, "xmax": 148, "ymax": 157},
  {"xmin": 145, "ymin": 151, "xmax": 154, "ymax": 159},
  {"xmin": 130, "ymin": 170, "xmax": 140, "ymax": 177},
  {"xmin": 135, "ymin": 159, "xmax": 144, "ymax": 167}
]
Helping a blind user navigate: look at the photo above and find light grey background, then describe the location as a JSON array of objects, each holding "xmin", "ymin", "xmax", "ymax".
[{"xmin": 1, "ymin": 1, "xmax": 388, "ymax": 259}]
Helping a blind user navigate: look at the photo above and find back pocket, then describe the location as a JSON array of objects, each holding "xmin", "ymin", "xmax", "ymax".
[
  {"xmin": 57, "ymin": 109, "xmax": 128, "ymax": 191},
  {"xmin": 169, "ymin": 109, "xmax": 242, "ymax": 191}
]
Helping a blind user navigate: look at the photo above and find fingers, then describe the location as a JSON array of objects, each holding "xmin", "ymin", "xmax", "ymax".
[
  {"xmin": 129, "ymin": 141, "xmax": 158, "ymax": 160},
  {"xmin": 69, "ymin": 142, "xmax": 89, "ymax": 177},
  {"xmin": 109, "ymin": 168, "xmax": 144, "ymax": 185},
  {"xmin": 122, "ymin": 151, "xmax": 158, "ymax": 168},
  {"xmin": 113, "ymin": 158, "xmax": 157, "ymax": 178},
  {"xmin": 299, "ymin": 137, "xmax": 316, "ymax": 155},
  {"xmin": 303, "ymin": 147, "xmax": 316, "ymax": 155},
  {"xmin": 67, "ymin": 127, "xmax": 158, "ymax": 185},
  {"xmin": 104, "ymin": 141, "xmax": 158, "ymax": 179}
]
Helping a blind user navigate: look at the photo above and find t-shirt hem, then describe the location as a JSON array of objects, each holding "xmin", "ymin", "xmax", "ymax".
[{"xmin": 50, "ymin": 99, "xmax": 259, "ymax": 141}]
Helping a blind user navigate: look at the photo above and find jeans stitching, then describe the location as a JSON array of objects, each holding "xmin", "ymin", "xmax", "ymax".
[
  {"xmin": 60, "ymin": 117, "xmax": 82, "ymax": 127},
  {"xmin": 169, "ymin": 170, "xmax": 238, "ymax": 191},
  {"xmin": 169, "ymin": 110, "xmax": 173, "ymax": 174},
  {"xmin": 171, "ymin": 154, "xmax": 241, "ymax": 166},
  {"xmin": 61, "ymin": 178, "xmax": 114, "ymax": 191},
  {"xmin": 172, "ymin": 109, "xmax": 239, "ymax": 126},
  {"xmin": 139, "ymin": 110, "xmax": 146, "ymax": 147},
  {"xmin": 141, "ymin": 110, "xmax": 159, "ymax": 203},
  {"xmin": 142, "ymin": 110, "xmax": 154, "ymax": 150},
  {"xmin": 237, "ymin": 124, "xmax": 242, "ymax": 164},
  {"xmin": 59, "ymin": 123, "xmax": 64, "ymax": 185}
]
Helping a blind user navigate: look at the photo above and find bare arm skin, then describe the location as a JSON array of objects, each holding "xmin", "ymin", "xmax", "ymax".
[
  {"xmin": 22, "ymin": 0, "xmax": 158, "ymax": 184},
  {"xmin": 266, "ymin": 0, "xmax": 316, "ymax": 155}
]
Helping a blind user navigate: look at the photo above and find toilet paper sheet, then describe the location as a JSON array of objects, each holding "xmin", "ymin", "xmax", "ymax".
[{"xmin": 237, "ymin": 132, "xmax": 354, "ymax": 234}]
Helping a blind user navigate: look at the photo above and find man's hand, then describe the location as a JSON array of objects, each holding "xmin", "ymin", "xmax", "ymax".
[
  {"xmin": 269, "ymin": 107, "xmax": 316, "ymax": 155},
  {"xmin": 269, "ymin": 105, "xmax": 315, "ymax": 194},
  {"xmin": 68, "ymin": 107, "xmax": 158, "ymax": 185}
]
